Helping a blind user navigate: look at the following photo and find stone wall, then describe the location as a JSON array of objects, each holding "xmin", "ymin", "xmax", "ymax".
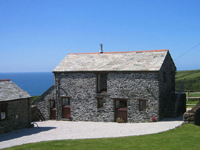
[
  {"xmin": 0, "ymin": 99, "xmax": 31, "ymax": 133},
  {"xmin": 108, "ymin": 72, "xmax": 159, "ymax": 122},
  {"xmin": 184, "ymin": 103, "xmax": 200, "ymax": 125},
  {"xmin": 52, "ymin": 72, "xmax": 160, "ymax": 122},
  {"xmin": 33, "ymin": 85, "xmax": 56, "ymax": 120},
  {"xmin": 159, "ymin": 52, "xmax": 176, "ymax": 119}
]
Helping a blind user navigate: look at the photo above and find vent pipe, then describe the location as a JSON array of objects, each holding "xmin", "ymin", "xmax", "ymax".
[{"xmin": 99, "ymin": 44, "xmax": 103, "ymax": 53}]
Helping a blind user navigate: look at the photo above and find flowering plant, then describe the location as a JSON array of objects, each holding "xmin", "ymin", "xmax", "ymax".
[
  {"xmin": 151, "ymin": 117, "xmax": 156, "ymax": 122},
  {"xmin": 116, "ymin": 117, "xmax": 124, "ymax": 123}
]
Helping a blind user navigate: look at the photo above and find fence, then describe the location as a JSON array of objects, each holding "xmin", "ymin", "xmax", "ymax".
[{"xmin": 186, "ymin": 92, "xmax": 200, "ymax": 101}]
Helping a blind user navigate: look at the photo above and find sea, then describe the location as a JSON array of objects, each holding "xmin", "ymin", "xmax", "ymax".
[{"xmin": 0, "ymin": 72, "xmax": 54, "ymax": 96}]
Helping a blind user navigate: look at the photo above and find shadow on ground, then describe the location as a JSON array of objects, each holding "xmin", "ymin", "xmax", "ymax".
[
  {"xmin": 160, "ymin": 115, "xmax": 183, "ymax": 122},
  {"xmin": 0, "ymin": 126, "xmax": 56, "ymax": 142}
]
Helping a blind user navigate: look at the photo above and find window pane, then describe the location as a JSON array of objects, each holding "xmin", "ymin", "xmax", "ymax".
[
  {"xmin": 50, "ymin": 101, "xmax": 55, "ymax": 108},
  {"xmin": 98, "ymin": 99, "xmax": 103, "ymax": 108},
  {"xmin": 1, "ymin": 112, "xmax": 6, "ymax": 120},
  {"xmin": 139, "ymin": 100, "xmax": 146, "ymax": 111},
  {"xmin": 62, "ymin": 98, "xmax": 70, "ymax": 106},
  {"xmin": 97, "ymin": 74, "xmax": 107, "ymax": 93}
]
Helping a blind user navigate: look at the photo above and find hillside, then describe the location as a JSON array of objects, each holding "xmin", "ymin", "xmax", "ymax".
[{"xmin": 175, "ymin": 69, "xmax": 200, "ymax": 92}]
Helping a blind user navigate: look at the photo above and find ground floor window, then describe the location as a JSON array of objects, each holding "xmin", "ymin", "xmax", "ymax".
[
  {"xmin": 0, "ymin": 103, "xmax": 7, "ymax": 120},
  {"xmin": 97, "ymin": 98, "xmax": 104, "ymax": 109},
  {"xmin": 139, "ymin": 99, "xmax": 147, "ymax": 111},
  {"xmin": 61, "ymin": 97, "xmax": 70, "ymax": 106}
]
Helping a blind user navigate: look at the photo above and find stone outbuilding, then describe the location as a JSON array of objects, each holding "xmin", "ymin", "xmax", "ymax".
[
  {"xmin": 34, "ymin": 49, "xmax": 181, "ymax": 123},
  {"xmin": 0, "ymin": 79, "xmax": 31, "ymax": 133}
]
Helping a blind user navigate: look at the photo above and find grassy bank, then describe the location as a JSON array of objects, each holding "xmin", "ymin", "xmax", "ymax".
[
  {"xmin": 4, "ymin": 124, "xmax": 200, "ymax": 150},
  {"xmin": 176, "ymin": 69, "xmax": 200, "ymax": 92},
  {"xmin": 31, "ymin": 96, "xmax": 39, "ymax": 104}
]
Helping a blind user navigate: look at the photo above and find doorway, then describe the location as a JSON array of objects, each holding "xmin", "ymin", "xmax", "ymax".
[
  {"xmin": 50, "ymin": 100, "xmax": 56, "ymax": 120},
  {"xmin": 115, "ymin": 99, "xmax": 127, "ymax": 122},
  {"xmin": 62, "ymin": 97, "xmax": 70, "ymax": 119}
]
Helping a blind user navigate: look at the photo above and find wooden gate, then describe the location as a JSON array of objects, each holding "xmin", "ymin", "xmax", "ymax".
[{"xmin": 115, "ymin": 99, "xmax": 127, "ymax": 122}]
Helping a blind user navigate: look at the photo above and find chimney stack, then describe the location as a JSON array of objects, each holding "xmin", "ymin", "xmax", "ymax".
[{"xmin": 99, "ymin": 44, "xmax": 103, "ymax": 54}]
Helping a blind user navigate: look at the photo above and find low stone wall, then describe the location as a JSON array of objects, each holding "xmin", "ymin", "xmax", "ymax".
[{"xmin": 184, "ymin": 103, "xmax": 200, "ymax": 125}]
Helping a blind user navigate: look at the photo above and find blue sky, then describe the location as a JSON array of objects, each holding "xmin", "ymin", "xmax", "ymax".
[{"xmin": 0, "ymin": 0, "xmax": 200, "ymax": 72}]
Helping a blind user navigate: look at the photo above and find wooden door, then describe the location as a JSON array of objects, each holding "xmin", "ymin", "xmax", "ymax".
[
  {"xmin": 62, "ymin": 97, "xmax": 70, "ymax": 119},
  {"xmin": 50, "ymin": 100, "xmax": 56, "ymax": 120},
  {"xmin": 50, "ymin": 108, "xmax": 56, "ymax": 120},
  {"xmin": 62, "ymin": 105, "xmax": 70, "ymax": 119},
  {"xmin": 115, "ymin": 99, "xmax": 127, "ymax": 122}
]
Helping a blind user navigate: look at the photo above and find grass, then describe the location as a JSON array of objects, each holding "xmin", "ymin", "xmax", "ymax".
[
  {"xmin": 31, "ymin": 96, "xmax": 40, "ymax": 104},
  {"xmin": 186, "ymin": 98, "xmax": 200, "ymax": 104},
  {"xmin": 187, "ymin": 92, "xmax": 200, "ymax": 97},
  {"xmin": 176, "ymin": 69, "xmax": 200, "ymax": 92},
  {"xmin": 3, "ymin": 124, "xmax": 200, "ymax": 150}
]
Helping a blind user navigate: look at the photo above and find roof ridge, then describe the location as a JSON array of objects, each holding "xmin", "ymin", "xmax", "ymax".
[
  {"xmin": 0, "ymin": 79, "xmax": 11, "ymax": 82},
  {"xmin": 68, "ymin": 49, "xmax": 169, "ymax": 55}
]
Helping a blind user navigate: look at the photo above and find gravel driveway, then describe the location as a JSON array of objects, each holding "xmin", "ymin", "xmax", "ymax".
[{"xmin": 0, "ymin": 115, "xmax": 183, "ymax": 149}]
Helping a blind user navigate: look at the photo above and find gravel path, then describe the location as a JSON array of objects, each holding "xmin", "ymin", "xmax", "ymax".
[{"xmin": 0, "ymin": 116, "xmax": 183, "ymax": 149}]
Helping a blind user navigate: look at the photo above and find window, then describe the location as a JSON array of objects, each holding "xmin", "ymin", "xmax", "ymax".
[
  {"xmin": 0, "ymin": 103, "xmax": 7, "ymax": 120},
  {"xmin": 139, "ymin": 100, "xmax": 147, "ymax": 111},
  {"xmin": 97, "ymin": 98, "xmax": 104, "ymax": 109},
  {"xmin": 97, "ymin": 74, "xmax": 107, "ymax": 93},
  {"xmin": 61, "ymin": 97, "xmax": 70, "ymax": 106},
  {"xmin": 116, "ymin": 100, "xmax": 127, "ymax": 109},
  {"xmin": 49, "ymin": 100, "xmax": 55, "ymax": 109}
]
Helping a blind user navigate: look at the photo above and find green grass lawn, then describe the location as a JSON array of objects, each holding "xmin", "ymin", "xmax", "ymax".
[{"xmin": 3, "ymin": 124, "xmax": 200, "ymax": 150}]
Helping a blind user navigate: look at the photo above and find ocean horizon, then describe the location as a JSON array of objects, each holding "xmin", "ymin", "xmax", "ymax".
[{"xmin": 0, "ymin": 72, "xmax": 54, "ymax": 96}]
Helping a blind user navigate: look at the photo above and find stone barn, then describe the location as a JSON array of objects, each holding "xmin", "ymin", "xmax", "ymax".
[
  {"xmin": 34, "ymin": 49, "xmax": 179, "ymax": 123},
  {"xmin": 0, "ymin": 79, "xmax": 31, "ymax": 133}
]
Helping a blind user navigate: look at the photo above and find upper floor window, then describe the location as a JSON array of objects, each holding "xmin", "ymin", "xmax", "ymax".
[
  {"xmin": 97, "ymin": 73, "xmax": 107, "ymax": 93},
  {"xmin": 0, "ymin": 103, "xmax": 7, "ymax": 120}
]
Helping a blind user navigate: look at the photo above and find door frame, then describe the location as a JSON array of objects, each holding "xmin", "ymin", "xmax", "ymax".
[
  {"xmin": 114, "ymin": 98, "xmax": 128, "ymax": 122},
  {"xmin": 61, "ymin": 96, "xmax": 71, "ymax": 119},
  {"xmin": 49, "ymin": 99, "xmax": 56, "ymax": 120}
]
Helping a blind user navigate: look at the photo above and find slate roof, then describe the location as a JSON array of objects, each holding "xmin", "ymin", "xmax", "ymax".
[
  {"xmin": 0, "ymin": 79, "xmax": 31, "ymax": 102},
  {"xmin": 53, "ymin": 49, "xmax": 169, "ymax": 72}
]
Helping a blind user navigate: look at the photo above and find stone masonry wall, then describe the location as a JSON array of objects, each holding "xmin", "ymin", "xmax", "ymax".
[
  {"xmin": 159, "ymin": 52, "xmax": 176, "ymax": 119},
  {"xmin": 33, "ymin": 85, "xmax": 56, "ymax": 120},
  {"xmin": 55, "ymin": 73, "xmax": 115, "ymax": 121},
  {"xmin": 53, "ymin": 72, "xmax": 160, "ymax": 122},
  {"xmin": 108, "ymin": 72, "xmax": 159, "ymax": 122},
  {"xmin": 0, "ymin": 99, "xmax": 31, "ymax": 133}
]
